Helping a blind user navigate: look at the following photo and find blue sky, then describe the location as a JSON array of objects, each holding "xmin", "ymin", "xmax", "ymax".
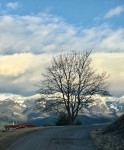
[
  {"xmin": 0, "ymin": 0, "xmax": 124, "ymax": 96},
  {"xmin": 0, "ymin": 0, "xmax": 124, "ymax": 27}
]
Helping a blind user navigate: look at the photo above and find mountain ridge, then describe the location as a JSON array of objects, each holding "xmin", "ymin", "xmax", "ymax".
[{"xmin": 0, "ymin": 93, "xmax": 123, "ymax": 125}]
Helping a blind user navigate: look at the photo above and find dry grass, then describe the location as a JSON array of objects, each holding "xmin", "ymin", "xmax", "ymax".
[
  {"xmin": 91, "ymin": 115, "xmax": 124, "ymax": 150},
  {"xmin": 0, "ymin": 127, "xmax": 48, "ymax": 150},
  {"xmin": 91, "ymin": 127, "xmax": 124, "ymax": 150}
]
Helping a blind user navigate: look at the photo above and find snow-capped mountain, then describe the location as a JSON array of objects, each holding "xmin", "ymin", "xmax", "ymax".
[
  {"xmin": 83, "ymin": 95, "xmax": 124, "ymax": 117},
  {"xmin": 0, "ymin": 93, "xmax": 123, "ymax": 123},
  {"xmin": 0, "ymin": 93, "xmax": 39, "ymax": 121}
]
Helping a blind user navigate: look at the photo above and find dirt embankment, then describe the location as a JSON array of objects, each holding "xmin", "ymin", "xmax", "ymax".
[{"xmin": 91, "ymin": 115, "xmax": 124, "ymax": 150}]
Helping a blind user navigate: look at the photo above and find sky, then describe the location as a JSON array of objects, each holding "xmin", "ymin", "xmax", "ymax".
[{"xmin": 0, "ymin": 0, "xmax": 124, "ymax": 97}]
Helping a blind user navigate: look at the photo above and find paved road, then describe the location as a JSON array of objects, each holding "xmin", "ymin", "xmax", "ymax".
[{"xmin": 7, "ymin": 125, "xmax": 102, "ymax": 150}]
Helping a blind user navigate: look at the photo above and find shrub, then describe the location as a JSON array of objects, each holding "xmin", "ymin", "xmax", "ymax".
[
  {"xmin": 75, "ymin": 120, "xmax": 82, "ymax": 125},
  {"xmin": 56, "ymin": 112, "xmax": 69, "ymax": 126}
]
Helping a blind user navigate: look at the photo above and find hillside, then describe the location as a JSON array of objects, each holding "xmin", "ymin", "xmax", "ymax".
[
  {"xmin": 103, "ymin": 114, "xmax": 124, "ymax": 133},
  {"xmin": 91, "ymin": 114, "xmax": 124, "ymax": 150}
]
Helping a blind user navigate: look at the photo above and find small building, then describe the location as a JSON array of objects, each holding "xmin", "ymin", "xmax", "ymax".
[{"xmin": 4, "ymin": 124, "xmax": 36, "ymax": 131}]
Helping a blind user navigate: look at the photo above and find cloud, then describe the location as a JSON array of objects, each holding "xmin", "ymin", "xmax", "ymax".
[
  {"xmin": 0, "ymin": 13, "xmax": 124, "ymax": 96},
  {"xmin": 0, "ymin": 52, "xmax": 124, "ymax": 96},
  {"xmin": 104, "ymin": 5, "xmax": 124, "ymax": 19},
  {"xmin": 97, "ymin": 29, "xmax": 124, "ymax": 51},
  {"xmin": 6, "ymin": 2, "xmax": 19, "ymax": 9},
  {"xmin": 0, "ymin": 53, "xmax": 52, "ymax": 77},
  {"xmin": 0, "ymin": 14, "xmax": 124, "ymax": 55},
  {"xmin": 0, "ymin": 13, "xmax": 78, "ymax": 54},
  {"xmin": 92, "ymin": 53, "xmax": 124, "ymax": 96},
  {"xmin": 0, "ymin": 53, "xmax": 52, "ymax": 96},
  {"xmin": 0, "ymin": 2, "xmax": 19, "ymax": 15}
]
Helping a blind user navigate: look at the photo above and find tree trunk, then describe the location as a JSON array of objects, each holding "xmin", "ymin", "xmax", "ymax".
[{"xmin": 67, "ymin": 114, "xmax": 75, "ymax": 125}]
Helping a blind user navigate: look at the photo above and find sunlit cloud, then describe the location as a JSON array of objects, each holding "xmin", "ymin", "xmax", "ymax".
[
  {"xmin": 92, "ymin": 53, "xmax": 124, "ymax": 96},
  {"xmin": 0, "ymin": 53, "xmax": 52, "ymax": 77},
  {"xmin": 104, "ymin": 5, "xmax": 124, "ymax": 19},
  {"xmin": 0, "ymin": 53, "xmax": 52, "ymax": 95},
  {"xmin": 0, "ymin": 12, "xmax": 124, "ymax": 96},
  {"xmin": 0, "ymin": 52, "xmax": 124, "ymax": 96}
]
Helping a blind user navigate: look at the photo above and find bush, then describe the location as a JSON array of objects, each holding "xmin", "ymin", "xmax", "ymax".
[
  {"xmin": 56, "ymin": 112, "xmax": 69, "ymax": 126},
  {"xmin": 103, "ymin": 144, "xmax": 111, "ymax": 150},
  {"xmin": 75, "ymin": 120, "xmax": 82, "ymax": 125},
  {"xmin": 56, "ymin": 112, "xmax": 82, "ymax": 126}
]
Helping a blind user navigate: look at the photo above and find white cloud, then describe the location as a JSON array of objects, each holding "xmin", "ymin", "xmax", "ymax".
[
  {"xmin": 0, "ymin": 53, "xmax": 52, "ymax": 77},
  {"xmin": 92, "ymin": 53, "xmax": 124, "ymax": 96},
  {"xmin": 0, "ymin": 53, "xmax": 52, "ymax": 95},
  {"xmin": 97, "ymin": 29, "xmax": 124, "ymax": 51},
  {"xmin": 0, "ymin": 13, "xmax": 124, "ymax": 96},
  {"xmin": 6, "ymin": 2, "xmax": 19, "ymax": 9},
  {"xmin": 0, "ymin": 14, "xmax": 78, "ymax": 54},
  {"xmin": 104, "ymin": 5, "xmax": 124, "ymax": 19},
  {"xmin": 0, "ymin": 53, "xmax": 124, "ymax": 96},
  {"xmin": 0, "ymin": 14, "xmax": 124, "ymax": 55}
]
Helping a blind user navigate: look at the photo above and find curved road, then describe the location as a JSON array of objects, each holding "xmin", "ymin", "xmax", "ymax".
[{"xmin": 7, "ymin": 125, "xmax": 102, "ymax": 150}]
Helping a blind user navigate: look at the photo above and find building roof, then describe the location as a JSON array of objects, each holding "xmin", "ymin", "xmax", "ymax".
[{"xmin": 4, "ymin": 124, "xmax": 36, "ymax": 129}]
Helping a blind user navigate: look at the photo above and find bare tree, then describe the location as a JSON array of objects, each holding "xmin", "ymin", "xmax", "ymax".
[{"xmin": 37, "ymin": 51, "xmax": 109, "ymax": 125}]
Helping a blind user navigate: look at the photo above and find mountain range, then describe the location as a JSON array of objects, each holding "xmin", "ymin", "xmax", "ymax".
[{"xmin": 0, "ymin": 93, "xmax": 124, "ymax": 125}]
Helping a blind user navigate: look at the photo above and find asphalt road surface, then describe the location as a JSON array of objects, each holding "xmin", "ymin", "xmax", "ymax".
[{"xmin": 7, "ymin": 125, "xmax": 103, "ymax": 150}]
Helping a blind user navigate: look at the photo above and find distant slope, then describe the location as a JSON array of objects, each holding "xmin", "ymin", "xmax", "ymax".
[
  {"xmin": 0, "ymin": 120, "xmax": 11, "ymax": 130},
  {"xmin": 103, "ymin": 114, "xmax": 124, "ymax": 133},
  {"xmin": 92, "ymin": 114, "xmax": 124, "ymax": 150}
]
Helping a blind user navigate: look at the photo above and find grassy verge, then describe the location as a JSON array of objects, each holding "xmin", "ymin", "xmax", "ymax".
[
  {"xmin": 0, "ymin": 126, "xmax": 48, "ymax": 150},
  {"xmin": 91, "ymin": 128, "xmax": 124, "ymax": 150}
]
